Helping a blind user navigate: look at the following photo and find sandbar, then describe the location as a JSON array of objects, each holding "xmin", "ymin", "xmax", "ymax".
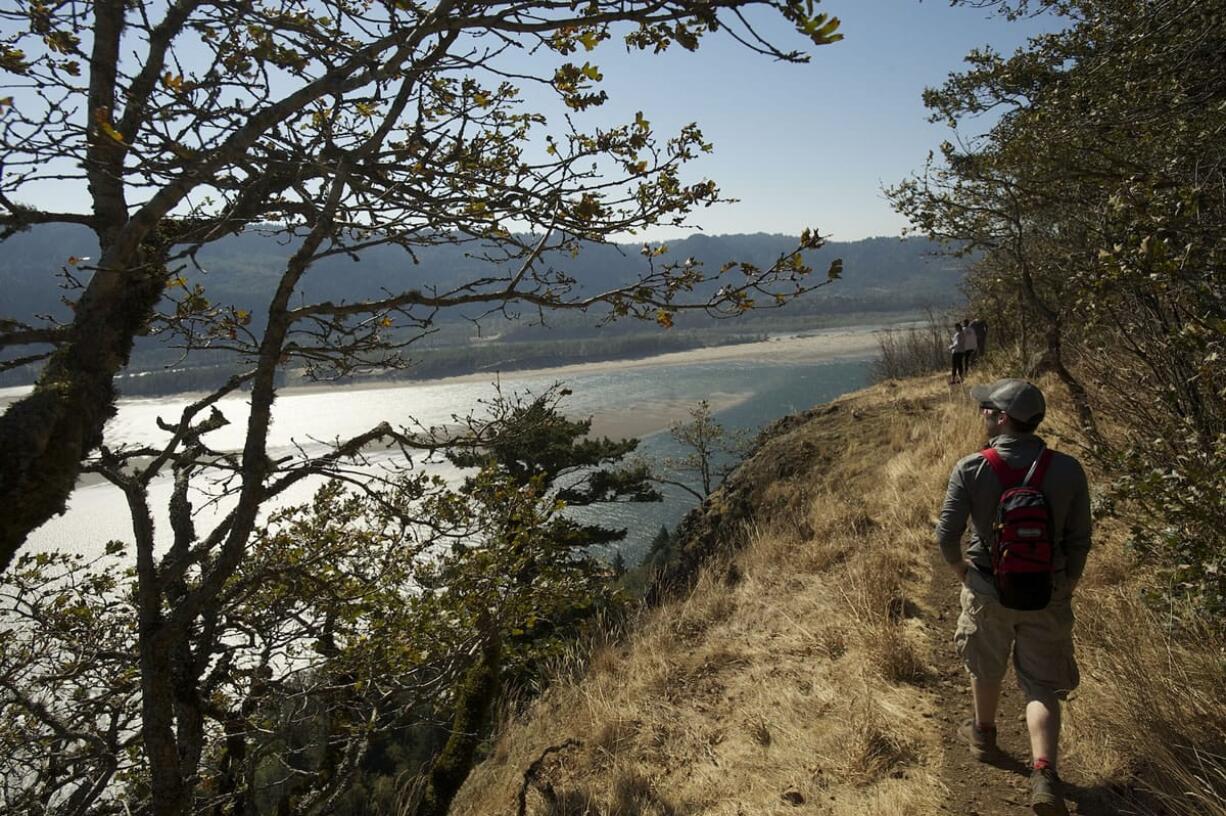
[
  {"xmin": 278, "ymin": 325, "xmax": 886, "ymax": 397},
  {"xmin": 1, "ymin": 325, "xmax": 888, "ymax": 418}
]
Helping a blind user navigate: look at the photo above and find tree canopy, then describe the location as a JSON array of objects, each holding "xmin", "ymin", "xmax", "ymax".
[
  {"xmin": 0, "ymin": 0, "xmax": 846, "ymax": 572},
  {"xmin": 0, "ymin": 2, "xmax": 849, "ymax": 814},
  {"xmin": 891, "ymin": 0, "xmax": 1225, "ymax": 618}
]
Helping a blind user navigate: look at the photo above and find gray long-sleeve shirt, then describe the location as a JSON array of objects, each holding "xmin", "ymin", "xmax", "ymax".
[{"xmin": 936, "ymin": 433, "xmax": 1092, "ymax": 591}]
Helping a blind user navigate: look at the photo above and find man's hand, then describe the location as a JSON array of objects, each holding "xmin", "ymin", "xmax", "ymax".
[{"xmin": 952, "ymin": 559, "xmax": 971, "ymax": 583}]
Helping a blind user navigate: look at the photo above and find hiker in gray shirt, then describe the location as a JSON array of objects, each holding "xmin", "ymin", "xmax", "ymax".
[
  {"xmin": 936, "ymin": 379, "xmax": 1091, "ymax": 816},
  {"xmin": 963, "ymin": 318, "xmax": 981, "ymax": 368}
]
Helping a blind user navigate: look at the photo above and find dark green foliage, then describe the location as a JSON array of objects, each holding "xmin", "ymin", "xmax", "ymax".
[
  {"xmin": 894, "ymin": 0, "xmax": 1226, "ymax": 624},
  {"xmin": 442, "ymin": 385, "xmax": 658, "ymax": 672},
  {"xmin": 402, "ymin": 386, "xmax": 660, "ymax": 813},
  {"xmin": 0, "ymin": 384, "xmax": 656, "ymax": 815},
  {"xmin": 611, "ymin": 551, "xmax": 627, "ymax": 579},
  {"xmin": 639, "ymin": 525, "xmax": 678, "ymax": 575},
  {"xmin": 448, "ymin": 383, "xmax": 661, "ymax": 514},
  {"xmin": 608, "ymin": 526, "xmax": 675, "ymax": 598},
  {"xmin": 449, "ymin": 387, "xmax": 637, "ymax": 489}
]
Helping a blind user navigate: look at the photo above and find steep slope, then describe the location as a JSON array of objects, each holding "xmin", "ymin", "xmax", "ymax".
[{"xmin": 449, "ymin": 374, "xmax": 1226, "ymax": 816}]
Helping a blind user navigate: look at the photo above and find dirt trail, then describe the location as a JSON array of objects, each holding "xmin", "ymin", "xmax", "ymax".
[
  {"xmin": 453, "ymin": 376, "xmax": 1154, "ymax": 816},
  {"xmin": 925, "ymin": 554, "xmax": 1117, "ymax": 816}
]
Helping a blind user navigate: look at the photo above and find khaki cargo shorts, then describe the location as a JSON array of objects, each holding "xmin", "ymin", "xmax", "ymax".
[{"xmin": 954, "ymin": 583, "xmax": 1079, "ymax": 703}]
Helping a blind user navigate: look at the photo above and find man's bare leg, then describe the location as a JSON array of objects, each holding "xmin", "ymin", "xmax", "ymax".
[
  {"xmin": 959, "ymin": 675, "xmax": 1003, "ymax": 759},
  {"xmin": 1027, "ymin": 698, "xmax": 1060, "ymax": 766},
  {"xmin": 972, "ymin": 676, "xmax": 1002, "ymax": 727},
  {"xmin": 1027, "ymin": 698, "xmax": 1067, "ymax": 814}
]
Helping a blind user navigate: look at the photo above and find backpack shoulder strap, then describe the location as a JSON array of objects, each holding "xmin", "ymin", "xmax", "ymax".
[
  {"xmin": 1022, "ymin": 448, "xmax": 1055, "ymax": 488},
  {"xmin": 980, "ymin": 447, "xmax": 1022, "ymax": 487}
]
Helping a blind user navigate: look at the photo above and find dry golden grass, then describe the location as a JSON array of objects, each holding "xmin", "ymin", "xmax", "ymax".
[
  {"xmin": 448, "ymin": 377, "xmax": 953, "ymax": 816},
  {"xmin": 448, "ymin": 370, "xmax": 1226, "ymax": 816},
  {"xmin": 824, "ymin": 691, "xmax": 920, "ymax": 787},
  {"xmin": 1032, "ymin": 376, "xmax": 1226, "ymax": 816},
  {"xmin": 1069, "ymin": 592, "xmax": 1226, "ymax": 814}
]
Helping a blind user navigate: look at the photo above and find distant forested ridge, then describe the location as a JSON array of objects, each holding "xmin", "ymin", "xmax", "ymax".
[
  {"xmin": 1, "ymin": 226, "xmax": 964, "ymax": 334},
  {"xmin": 0, "ymin": 228, "xmax": 967, "ymax": 393}
]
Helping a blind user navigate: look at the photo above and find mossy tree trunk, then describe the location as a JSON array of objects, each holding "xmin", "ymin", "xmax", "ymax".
[{"xmin": 416, "ymin": 627, "xmax": 501, "ymax": 816}]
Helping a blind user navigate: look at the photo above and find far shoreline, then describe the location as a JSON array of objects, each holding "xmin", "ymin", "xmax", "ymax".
[
  {"xmin": 0, "ymin": 321, "xmax": 903, "ymax": 411},
  {"xmin": 268, "ymin": 323, "xmax": 894, "ymax": 398}
]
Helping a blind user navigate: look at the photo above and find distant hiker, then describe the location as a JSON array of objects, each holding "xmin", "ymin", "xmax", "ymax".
[
  {"xmin": 969, "ymin": 317, "xmax": 988, "ymax": 357},
  {"xmin": 948, "ymin": 322, "xmax": 967, "ymax": 384},
  {"xmin": 936, "ymin": 379, "xmax": 1091, "ymax": 816},
  {"xmin": 963, "ymin": 318, "xmax": 980, "ymax": 368}
]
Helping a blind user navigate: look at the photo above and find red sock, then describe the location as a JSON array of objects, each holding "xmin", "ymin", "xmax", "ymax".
[
  {"xmin": 975, "ymin": 721, "xmax": 996, "ymax": 733},
  {"xmin": 1033, "ymin": 757, "xmax": 1053, "ymax": 771}
]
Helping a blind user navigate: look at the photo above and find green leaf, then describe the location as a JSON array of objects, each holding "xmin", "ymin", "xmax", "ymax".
[{"xmin": 578, "ymin": 30, "xmax": 601, "ymax": 51}]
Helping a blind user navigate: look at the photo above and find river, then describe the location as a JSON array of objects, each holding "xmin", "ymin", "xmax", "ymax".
[{"xmin": 2, "ymin": 326, "xmax": 886, "ymax": 566}]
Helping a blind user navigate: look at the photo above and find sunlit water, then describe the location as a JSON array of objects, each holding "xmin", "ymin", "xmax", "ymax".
[{"xmin": 4, "ymin": 344, "xmax": 875, "ymax": 566}]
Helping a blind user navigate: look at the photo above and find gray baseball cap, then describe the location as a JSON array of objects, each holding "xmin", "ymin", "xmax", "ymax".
[{"xmin": 970, "ymin": 379, "xmax": 1046, "ymax": 423}]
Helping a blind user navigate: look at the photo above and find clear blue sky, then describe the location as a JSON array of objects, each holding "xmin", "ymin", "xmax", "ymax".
[
  {"xmin": 5, "ymin": 1, "xmax": 1061, "ymax": 243},
  {"xmin": 570, "ymin": 0, "xmax": 1062, "ymax": 241}
]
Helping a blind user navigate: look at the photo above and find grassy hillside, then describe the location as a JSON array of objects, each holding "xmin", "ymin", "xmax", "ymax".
[{"xmin": 448, "ymin": 373, "xmax": 1225, "ymax": 816}]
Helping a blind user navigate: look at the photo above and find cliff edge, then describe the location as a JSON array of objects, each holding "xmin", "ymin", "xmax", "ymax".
[{"xmin": 449, "ymin": 374, "xmax": 1225, "ymax": 816}]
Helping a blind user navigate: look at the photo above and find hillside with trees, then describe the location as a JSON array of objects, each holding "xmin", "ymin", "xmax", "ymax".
[{"xmin": 0, "ymin": 227, "xmax": 964, "ymax": 368}]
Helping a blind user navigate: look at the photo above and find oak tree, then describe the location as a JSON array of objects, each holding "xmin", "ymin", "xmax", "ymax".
[
  {"xmin": 0, "ymin": 0, "xmax": 845, "ymax": 571},
  {"xmin": 1, "ymin": 4, "xmax": 848, "ymax": 813},
  {"xmin": 891, "ymin": 0, "xmax": 1225, "ymax": 617}
]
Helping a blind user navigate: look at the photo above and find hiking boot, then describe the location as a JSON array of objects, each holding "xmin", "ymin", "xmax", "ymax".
[
  {"xmin": 1030, "ymin": 766, "xmax": 1069, "ymax": 816},
  {"xmin": 957, "ymin": 719, "xmax": 997, "ymax": 760}
]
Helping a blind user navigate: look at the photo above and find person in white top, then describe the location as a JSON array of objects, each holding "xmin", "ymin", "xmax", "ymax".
[{"xmin": 949, "ymin": 322, "xmax": 968, "ymax": 384}]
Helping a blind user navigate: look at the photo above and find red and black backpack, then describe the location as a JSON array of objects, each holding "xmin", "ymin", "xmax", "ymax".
[{"xmin": 981, "ymin": 446, "xmax": 1056, "ymax": 611}]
